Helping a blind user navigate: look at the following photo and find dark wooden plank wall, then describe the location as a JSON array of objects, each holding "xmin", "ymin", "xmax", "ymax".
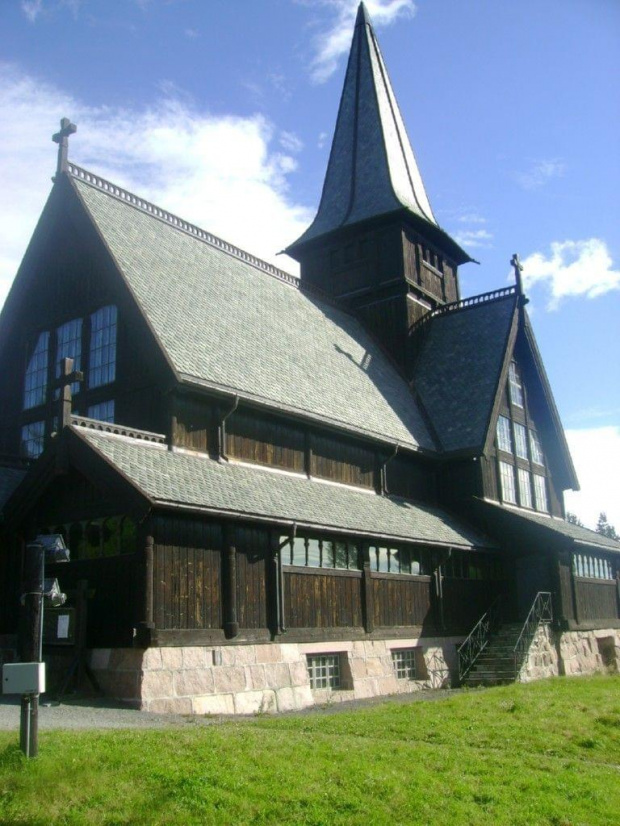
[
  {"xmin": 152, "ymin": 515, "xmax": 222, "ymax": 630},
  {"xmin": 371, "ymin": 574, "xmax": 432, "ymax": 627},
  {"xmin": 234, "ymin": 525, "xmax": 269, "ymax": 629},
  {"xmin": 172, "ymin": 395, "xmax": 218, "ymax": 455},
  {"xmin": 387, "ymin": 455, "xmax": 435, "ymax": 501},
  {"xmin": 284, "ymin": 569, "xmax": 363, "ymax": 628},
  {"xmin": 311, "ymin": 433, "xmax": 375, "ymax": 489},
  {"xmin": 441, "ymin": 579, "xmax": 501, "ymax": 632},
  {"xmin": 558, "ymin": 557, "xmax": 576, "ymax": 622},
  {"xmin": 47, "ymin": 555, "xmax": 138, "ymax": 647},
  {"xmin": 574, "ymin": 579, "xmax": 618, "ymax": 622},
  {"xmin": 226, "ymin": 410, "xmax": 305, "ymax": 472}
]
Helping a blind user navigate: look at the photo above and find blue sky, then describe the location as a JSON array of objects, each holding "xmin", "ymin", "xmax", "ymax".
[{"xmin": 0, "ymin": 0, "xmax": 618, "ymax": 529}]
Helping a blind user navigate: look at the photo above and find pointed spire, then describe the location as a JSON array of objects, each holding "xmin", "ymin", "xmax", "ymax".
[{"xmin": 287, "ymin": 3, "xmax": 469, "ymax": 263}]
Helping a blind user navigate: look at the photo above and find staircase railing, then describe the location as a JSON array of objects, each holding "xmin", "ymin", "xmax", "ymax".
[
  {"xmin": 457, "ymin": 596, "xmax": 502, "ymax": 683},
  {"xmin": 513, "ymin": 591, "xmax": 553, "ymax": 678}
]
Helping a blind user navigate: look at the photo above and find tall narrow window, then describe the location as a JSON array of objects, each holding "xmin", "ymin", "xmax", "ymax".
[
  {"xmin": 529, "ymin": 430, "xmax": 544, "ymax": 466},
  {"xmin": 533, "ymin": 474, "xmax": 548, "ymax": 512},
  {"xmin": 21, "ymin": 421, "xmax": 45, "ymax": 458},
  {"xmin": 517, "ymin": 468, "xmax": 533, "ymax": 509},
  {"xmin": 514, "ymin": 423, "xmax": 528, "ymax": 460},
  {"xmin": 499, "ymin": 461, "xmax": 517, "ymax": 504},
  {"xmin": 56, "ymin": 318, "xmax": 82, "ymax": 394},
  {"xmin": 23, "ymin": 332, "xmax": 50, "ymax": 409},
  {"xmin": 508, "ymin": 362, "xmax": 524, "ymax": 408},
  {"xmin": 89, "ymin": 305, "xmax": 117, "ymax": 388},
  {"xmin": 496, "ymin": 416, "xmax": 513, "ymax": 453}
]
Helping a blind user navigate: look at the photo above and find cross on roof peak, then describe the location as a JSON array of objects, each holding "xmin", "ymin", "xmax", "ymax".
[
  {"xmin": 510, "ymin": 253, "xmax": 524, "ymax": 295},
  {"xmin": 52, "ymin": 117, "xmax": 77, "ymax": 180}
]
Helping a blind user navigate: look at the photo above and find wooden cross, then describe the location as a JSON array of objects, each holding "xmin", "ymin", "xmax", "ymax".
[
  {"xmin": 510, "ymin": 253, "xmax": 524, "ymax": 295},
  {"xmin": 52, "ymin": 117, "xmax": 77, "ymax": 178},
  {"xmin": 54, "ymin": 357, "xmax": 84, "ymax": 430}
]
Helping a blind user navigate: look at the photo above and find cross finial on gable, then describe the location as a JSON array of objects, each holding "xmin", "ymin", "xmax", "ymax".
[
  {"xmin": 510, "ymin": 253, "xmax": 524, "ymax": 295},
  {"xmin": 52, "ymin": 117, "xmax": 77, "ymax": 179},
  {"xmin": 54, "ymin": 357, "xmax": 84, "ymax": 430}
]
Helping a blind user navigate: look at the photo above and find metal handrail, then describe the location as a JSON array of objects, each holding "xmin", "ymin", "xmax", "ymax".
[
  {"xmin": 457, "ymin": 596, "xmax": 502, "ymax": 683},
  {"xmin": 513, "ymin": 591, "xmax": 553, "ymax": 678}
]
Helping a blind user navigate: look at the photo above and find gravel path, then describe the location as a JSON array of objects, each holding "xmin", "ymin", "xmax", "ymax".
[{"xmin": 0, "ymin": 688, "xmax": 460, "ymax": 731}]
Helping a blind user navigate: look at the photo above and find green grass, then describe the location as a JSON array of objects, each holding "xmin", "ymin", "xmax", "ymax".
[{"xmin": 0, "ymin": 676, "xmax": 619, "ymax": 825}]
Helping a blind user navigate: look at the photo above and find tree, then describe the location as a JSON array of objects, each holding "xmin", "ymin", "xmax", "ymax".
[
  {"xmin": 596, "ymin": 512, "xmax": 619, "ymax": 541},
  {"xmin": 566, "ymin": 512, "xmax": 584, "ymax": 527}
]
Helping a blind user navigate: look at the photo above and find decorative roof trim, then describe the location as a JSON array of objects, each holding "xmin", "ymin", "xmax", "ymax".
[
  {"xmin": 71, "ymin": 415, "xmax": 166, "ymax": 444},
  {"xmin": 411, "ymin": 285, "xmax": 517, "ymax": 335},
  {"xmin": 67, "ymin": 163, "xmax": 300, "ymax": 289}
]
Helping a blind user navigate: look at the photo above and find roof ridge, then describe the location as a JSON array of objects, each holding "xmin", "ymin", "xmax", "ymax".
[
  {"xmin": 67, "ymin": 163, "xmax": 300, "ymax": 289},
  {"xmin": 410, "ymin": 285, "xmax": 517, "ymax": 336}
]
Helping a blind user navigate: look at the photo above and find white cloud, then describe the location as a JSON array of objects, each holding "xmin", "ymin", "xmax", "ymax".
[
  {"xmin": 564, "ymin": 427, "xmax": 620, "ymax": 532},
  {"xmin": 21, "ymin": 0, "xmax": 44, "ymax": 22},
  {"xmin": 457, "ymin": 213, "xmax": 486, "ymax": 224},
  {"xmin": 521, "ymin": 238, "xmax": 620, "ymax": 309},
  {"xmin": 453, "ymin": 228, "xmax": 493, "ymax": 249},
  {"xmin": 279, "ymin": 131, "xmax": 304, "ymax": 153},
  {"xmin": 308, "ymin": 0, "xmax": 416, "ymax": 84},
  {"xmin": 515, "ymin": 159, "xmax": 565, "ymax": 191},
  {"xmin": 0, "ymin": 64, "xmax": 314, "ymax": 311}
]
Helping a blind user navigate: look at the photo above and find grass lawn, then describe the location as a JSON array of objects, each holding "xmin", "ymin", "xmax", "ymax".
[{"xmin": 0, "ymin": 675, "xmax": 618, "ymax": 825}]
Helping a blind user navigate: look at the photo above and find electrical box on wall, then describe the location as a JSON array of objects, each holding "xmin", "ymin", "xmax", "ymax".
[{"xmin": 2, "ymin": 663, "xmax": 46, "ymax": 695}]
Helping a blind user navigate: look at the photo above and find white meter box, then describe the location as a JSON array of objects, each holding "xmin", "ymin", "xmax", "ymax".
[{"xmin": 2, "ymin": 662, "xmax": 46, "ymax": 694}]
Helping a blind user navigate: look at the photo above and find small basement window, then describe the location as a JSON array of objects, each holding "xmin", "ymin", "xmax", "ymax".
[
  {"xmin": 306, "ymin": 654, "xmax": 341, "ymax": 689},
  {"xmin": 391, "ymin": 648, "xmax": 417, "ymax": 681}
]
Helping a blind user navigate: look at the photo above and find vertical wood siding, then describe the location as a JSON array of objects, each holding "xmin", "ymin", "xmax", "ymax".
[
  {"xmin": 226, "ymin": 410, "xmax": 305, "ymax": 472},
  {"xmin": 284, "ymin": 570, "xmax": 363, "ymax": 628},
  {"xmin": 574, "ymin": 579, "xmax": 618, "ymax": 622},
  {"xmin": 371, "ymin": 575, "xmax": 433, "ymax": 627},
  {"xmin": 234, "ymin": 525, "xmax": 269, "ymax": 629},
  {"xmin": 173, "ymin": 396, "xmax": 217, "ymax": 454},
  {"xmin": 310, "ymin": 433, "xmax": 375, "ymax": 489},
  {"xmin": 152, "ymin": 515, "xmax": 222, "ymax": 630}
]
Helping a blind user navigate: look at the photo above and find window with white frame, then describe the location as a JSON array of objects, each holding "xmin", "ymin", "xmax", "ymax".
[
  {"xmin": 508, "ymin": 362, "xmax": 524, "ymax": 408},
  {"xmin": 529, "ymin": 430, "xmax": 544, "ymax": 466},
  {"xmin": 517, "ymin": 468, "xmax": 533, "ymax": 509},
  {"xmin": 499, "ymin": 461, "xmax": 517, "ymax": 504},
  {"xmin": 23, "ymin": 332, "xmax": 50, "ymax": 410},
  {"xmin": 514, "ymin": 423, "xmax": 528, "ymax": 460},
  {"xmin": 532, "ymin": 474, "xmax": 548, "ymax": 512},
  {"xmin": 391, "ymin": 648, "xmax": 417, "ymax": 680},
  {"xmin": 281, "ymin": 534, "xmax": 360, "ymax": 569},
  {"xmin": 572, "ymin": 553, "xmax": 614, "ymax": 580},
  {"xmin": 496, "ymin": 415, "xmax": 512, "ymax": 453},
  {"xmin": 306, "ymin": 654, "xmax": 341, "ymax": 689}
]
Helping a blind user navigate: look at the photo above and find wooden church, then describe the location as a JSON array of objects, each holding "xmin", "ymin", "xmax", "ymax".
[{"xmin": 0, "ymin": 4, "xmax": 618, "ymax": 713}]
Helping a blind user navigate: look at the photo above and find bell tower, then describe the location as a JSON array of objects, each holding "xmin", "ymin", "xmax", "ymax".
[{"xmin": 285, "ymin": 3, "xmax": 472, "ymax": 372}]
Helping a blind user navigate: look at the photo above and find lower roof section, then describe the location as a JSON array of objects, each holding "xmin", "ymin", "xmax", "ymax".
[
  {"xmin": 78, "ymin": 428, "xmax": 494, "ymax": 549},
  {"xmin": 475, "ymin": 500, "xmax": 620, "ymax": 554}
]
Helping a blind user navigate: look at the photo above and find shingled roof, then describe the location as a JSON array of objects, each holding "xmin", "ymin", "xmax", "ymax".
[
  {"xmin": 411, "ymin": 292, "xmax": 518, "ymax": 453},
  {"xmin": 77, "ymin": 427, "xmax": 494, "ymax": 548},
  {"xmin": 70, "ymin": 169, "xmax": 436, "ymax": 453},
  {"xmin": 476, "ymin": 499, "xmax": 620, "ymax": 554},
  {"xmin": 286, "ymin": 3, "xmax": 470, "ymax": 264}
]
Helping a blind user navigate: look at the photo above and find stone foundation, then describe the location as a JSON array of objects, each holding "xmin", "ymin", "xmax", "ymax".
[
  {"xmin": 87, "ymin": 636, "xmax": 460, "ymax": 715},
  {"xmin": 518, "ymin": 626, "xmax": 620, "ymax": 683},
  {"xmin": 518, "ymin": 624, "xmax": 559, "ymax": 682},
  {"xmin": 559, "ymin": 629, "xmax": 620, "ymax": 676}
]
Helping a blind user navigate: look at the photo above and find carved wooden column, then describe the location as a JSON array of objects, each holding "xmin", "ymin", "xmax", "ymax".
[
  {"xmin": 361, "ymin": 542, "xmax": 374, "ymax": 634},
  {"xmin": 135, "ymin": 535, "xmax": 154, "ymax": 648},
  {"xmin": 223, "ymin": 525, "xmax": 239, "ymax": 638}
]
